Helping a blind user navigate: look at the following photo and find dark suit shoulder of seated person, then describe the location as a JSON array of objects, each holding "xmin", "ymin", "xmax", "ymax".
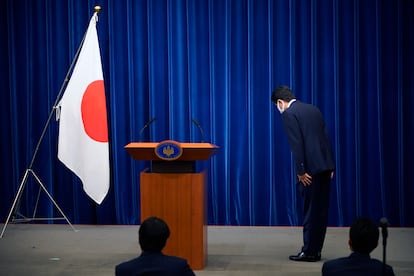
[
  {"xmin": 322, "ymin": 217, "xmax": 395, "ymax": 276},
  {"xmin": 115, "ymin": 216, "xmax": 195, "ymax": 276}
]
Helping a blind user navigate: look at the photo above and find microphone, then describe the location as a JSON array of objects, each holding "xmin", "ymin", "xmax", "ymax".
[
  {"xmin": 139, "ymin": 117, "xmax": 156, "ymax": 141},
  {"xmin": 191, "ymin": 118, "xmax": 205, "ymax": 142},
  {"xmin": 380, "ymin": 217, "xmax": 388, "ymax": 276}
]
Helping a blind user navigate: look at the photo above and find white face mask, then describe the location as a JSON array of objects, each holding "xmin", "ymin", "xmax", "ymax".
[{"xmin": 277, "ymin": 100, "xmax": 285, "ymax": 114}]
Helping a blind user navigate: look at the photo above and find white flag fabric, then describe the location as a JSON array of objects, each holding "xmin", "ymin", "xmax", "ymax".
[{"xmin": 58, "ymin": 13, "xmax": 109, "ymax": 204}]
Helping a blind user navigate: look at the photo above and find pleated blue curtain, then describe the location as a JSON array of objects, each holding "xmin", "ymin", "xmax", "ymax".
[{"xmin": 0, "ymin": 0, "xmax": 413, "ymax": 227}]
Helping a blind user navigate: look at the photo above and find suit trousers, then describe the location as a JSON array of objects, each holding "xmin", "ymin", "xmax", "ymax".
[{"xmin": 298, "ymin": 170, "xmax": 331, "ymax": 256}]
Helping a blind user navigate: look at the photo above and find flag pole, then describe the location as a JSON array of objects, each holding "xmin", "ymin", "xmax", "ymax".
[{"xmin": 1, "ymin": 6, "xmax": 103, "ymax": 238}]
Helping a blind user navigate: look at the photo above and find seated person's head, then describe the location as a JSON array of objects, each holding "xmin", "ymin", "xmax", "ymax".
[
  {"xmin": 139, "ymin": 216, "xmax": 170, "ymax": 252},
  {"xmin": 349, "ymin": 217, "xmax": 379, "ymax": 254}
]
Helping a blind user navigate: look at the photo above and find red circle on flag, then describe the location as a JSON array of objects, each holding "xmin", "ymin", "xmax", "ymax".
[{"xmin": 81, "ymin": 80, "xmax": 108, "ymax": 142}]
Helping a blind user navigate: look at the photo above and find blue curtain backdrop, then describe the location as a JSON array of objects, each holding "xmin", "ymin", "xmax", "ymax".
[{"xmin": 1, "ymin": 0, "xmax": 413, "ymax": 227}]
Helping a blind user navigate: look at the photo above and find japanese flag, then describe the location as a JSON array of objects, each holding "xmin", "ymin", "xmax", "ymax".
[{"xmin": 58, "ymin": 12, "xmax": 109, "ymax": 204}]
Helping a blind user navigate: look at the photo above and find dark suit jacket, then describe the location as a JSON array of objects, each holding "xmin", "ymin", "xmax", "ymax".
[
  {"xmin": 281, "ymin": 100, "xmax": 335, "ymax": 175},
  {"xmin": 322, "ymin": 252, "xmax": 395, "ymax": 276},
  {"xmin": 115, "ymin": 251, "xmax": 195, "ymax": 276}
]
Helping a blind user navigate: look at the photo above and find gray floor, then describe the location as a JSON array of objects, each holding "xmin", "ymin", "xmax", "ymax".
[{"xmin": 0, "ymin": 223, "xmax": 413, "ymax": 275}]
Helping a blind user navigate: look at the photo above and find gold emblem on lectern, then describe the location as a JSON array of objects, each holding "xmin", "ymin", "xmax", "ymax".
[
  {"xmin": 163, "ymin": 145, "xmax": 175, "ymax": 157},
  {"xmin": 155, "ymin": 140, "xmax": 183, "ymax": 161}
]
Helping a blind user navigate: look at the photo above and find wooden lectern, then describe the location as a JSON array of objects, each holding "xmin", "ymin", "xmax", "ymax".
[{"xmin": 125, "ymin": 142, "xmax": 218, "ymax": 270}]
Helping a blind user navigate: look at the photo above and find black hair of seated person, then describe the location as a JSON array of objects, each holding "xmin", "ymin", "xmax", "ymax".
[
  {"xmin": 349, "ymin": 217, "xmax": 380, "ymax": 254},
  {"xmin": 139, "ymin": 216, "xmax": 171, "ymax": 252}
]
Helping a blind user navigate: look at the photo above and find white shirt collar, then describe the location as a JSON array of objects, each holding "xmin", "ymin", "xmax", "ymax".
[{"xmin": 287, "ymin": 99, "xmax": 297, "ymax": 108}]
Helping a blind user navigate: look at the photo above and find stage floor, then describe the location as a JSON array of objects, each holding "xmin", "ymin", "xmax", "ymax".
[{"xmin": 0, "ymin": 224, "xmax": 413, "ymax": 275}]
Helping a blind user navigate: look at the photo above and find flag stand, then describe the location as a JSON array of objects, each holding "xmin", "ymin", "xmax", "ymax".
[
  {"xmin": 0, "ymin": 98, "xmax": 78, "ymax": 238},
  {"xmin": 0, "ymin": 169, "xmax": 78, "ymax": 238},
  {"xmin": 0, "ymin": 6, "xmax": 103, "ymax": 238}
]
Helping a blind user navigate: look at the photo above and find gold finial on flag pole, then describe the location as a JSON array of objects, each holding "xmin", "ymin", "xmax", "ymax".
[{"xmin": 94, "ymin": 6, "xmax": 102, "ymax": 13}]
